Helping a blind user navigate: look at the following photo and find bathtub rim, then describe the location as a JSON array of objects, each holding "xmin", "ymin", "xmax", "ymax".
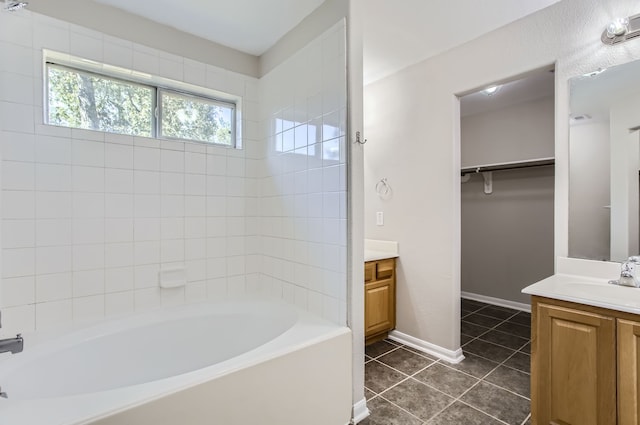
[{"xmin": 0, "ymin": 296, "xmax": 351, "ymax": 425}]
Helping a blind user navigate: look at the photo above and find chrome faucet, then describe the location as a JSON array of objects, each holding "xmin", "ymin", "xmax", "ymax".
[
  {"xmin": 0, "ymin": 311, "xmax": 24, "ymax": 354},
  {"xmin": 610, "ymin": 256, "xmax": 640, "ymax": 287}
]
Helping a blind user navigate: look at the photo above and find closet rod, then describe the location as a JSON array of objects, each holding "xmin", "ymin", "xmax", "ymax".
[{"xmin": 460, "ymin": 158, "xmax": 555, "ymax": 176}]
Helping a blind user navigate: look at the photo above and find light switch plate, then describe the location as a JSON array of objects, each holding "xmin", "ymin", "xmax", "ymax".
[{"xmin": 376, "ymin": 211, "xmax": 384, "ymax": 226}]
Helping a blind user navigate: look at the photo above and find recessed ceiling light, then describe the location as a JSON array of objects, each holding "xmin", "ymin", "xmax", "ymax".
[
  {"xmin": 483, "ymin": 85, "xmax": 501, "ymax": 96},
  {"xmin": 582, "ymin": 68, "xmax": 606, "ymax": 78}
]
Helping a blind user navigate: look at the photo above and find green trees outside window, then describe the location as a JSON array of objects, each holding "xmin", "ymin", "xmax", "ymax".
[{"xmin": 47, "ymin": 63, "xmax": 235, "ymax": 146}]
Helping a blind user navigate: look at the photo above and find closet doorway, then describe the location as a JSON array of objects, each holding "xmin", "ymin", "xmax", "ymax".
[{"xmin": 458, "ymin": 68, "xmax": 555, "ymax": 353}]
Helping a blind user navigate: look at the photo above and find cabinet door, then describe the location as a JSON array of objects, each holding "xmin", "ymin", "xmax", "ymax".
[
  {"xmin": 619, "ymin": 318, "xmax": 640, "ymax": 425},
  {"xmin": 365, "ymin": 278, "xmax": 394, "ymax": 337},
  {"xmin": 533, "ymin": 303, "xmax": 616, "ymax": 425}
]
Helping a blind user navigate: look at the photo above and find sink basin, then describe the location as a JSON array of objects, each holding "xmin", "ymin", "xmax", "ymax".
[{"xmin": 558, "ymin": 283, "xmax": 640, "ymax": 302}]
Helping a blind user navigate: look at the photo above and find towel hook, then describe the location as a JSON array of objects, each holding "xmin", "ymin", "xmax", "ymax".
[{"xmin": 355, "ymin": 131, "xmax": 367, "ymax": 144}]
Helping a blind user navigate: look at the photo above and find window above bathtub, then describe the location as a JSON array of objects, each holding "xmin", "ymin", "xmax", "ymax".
[{"xmin": 43, "ymin": 50, "xmax": 240, "ymax": 148}]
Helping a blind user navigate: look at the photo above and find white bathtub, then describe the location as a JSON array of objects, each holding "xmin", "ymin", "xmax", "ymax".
[{"xmin": 0, "ymin": 297, "xmax": 352, "ymax": 425}]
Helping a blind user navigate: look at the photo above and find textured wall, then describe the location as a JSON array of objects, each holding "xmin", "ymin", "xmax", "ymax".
[{"xmin": 364, "ymin": 0, "xmax": 640, "ymax": 350}]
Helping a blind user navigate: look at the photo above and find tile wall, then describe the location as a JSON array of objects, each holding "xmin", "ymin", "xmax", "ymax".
[
  {"xmin": 0, "ymin": 11, "xmax": 348, "ymax": 336},
  {"xmin": 257, "ymin": 20, "xmax": 348, "ymax": 325},
  {"xmin": 0, "ymin": 10, "xmax": 262, "ymax": 336}
]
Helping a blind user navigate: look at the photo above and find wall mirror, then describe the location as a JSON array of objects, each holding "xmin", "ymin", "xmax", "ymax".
[{"xmin": 569, "ymin": 59, "xmax": 640, "ymax": 262}]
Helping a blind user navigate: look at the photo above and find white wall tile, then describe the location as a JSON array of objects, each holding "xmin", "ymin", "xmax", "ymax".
[
  {"xmin": 185, "ymin": 152, "xmax": 206, "ymax": 174},
  {"xmin": 0, "ymin": 72, "xmax": 34, "ymax": 104},
  {"xmin": 73, "ymin": 193, "xmax": 105, "ymax": 218},
  {"xmin": 2, "ymin": 247, "xmax": 34, "ymax": 278},
  {"xmin": 73, "ymin": 269, "xmax": 105, "ymax": 297},
  {"xmin": 73, "ymin": 166, "xmax": 104, "ymax": 192},
  {"xmin": 134, "ymin": 170, "xmax": 160, "ymax": 194},
  {"xmin": 0, "ymin": 102, "xmax": 34, "ymax": 133},
  {"xmin": 105, "ymin": 143, "xmax": 134, "ymax": 169},
  {"xmin": 36, "ymin": 272, "xmax": 72, "ymax": 302},
  {"xmin": 134, "ymin": 264, "xmax": 159, "ymax": 289},
  {"xmin": 105, "ymin": 218, "xmax": 133, "ymax": 243},
  {"xmin": 134, "ymin": 146, "xmax": 160, "ymax": 171},
  {"xmin": 36, "ymin": 246, "xmax": 72, "ymax": 275},
  {"xmin": 73, "ymin": 295, "xmax": 105, "ymax": 322},
  {"xmin": 161, "ymin": 239, "xmax": 184, "ymax": 263},
  {"xmin": 73, "ymin": 244, "xmax": 104, "ymax": 271},
  {"xmin": 1, "ymin": 276, "xmax": 35, "ymax": 307},
  {"xmin": 134, "ymin": 217, "xmax": 160, "ymax": 241},
  {"xmin": 105, "ymin": 193, "xmax": 133, "ymax": 218},
  {"xmin": 2, "ymin": 160, "xmax": 34, "ymax": 190},
  {"xmin": 72, "ymin": 139, "xmax": 104, "ymax": 167},
  {"xmin": 36, "ymin": 163, "xmax": 72, "ymax": 191},
  {"xmin": 105, "ymin": 169, "xmax": 134, "ymax": 194},
  {"xmin": 105, "ymin": 291, "xmax": 134, "ymax": 316},
  {"xmin": 105, "ymin": 267, "xmax": 134, "ymax": 293},
  {"xmin": 35, "ymin": 300, "xmax": 72, "ymax": 331},
  {"xmin": 36, "ymin": 219, "xmax": 72, "ymax": 246},
  {"xmin": 161, "ymin": 172, "xmax": 184, "ymax": 195},
  {"xmin": 105, "ymin": 242, "xmax": 134, "ymax": 268},
  {"xmin": 1, "ymin": 131, "xmax": 35, "ymax": 162},
  {"xmin": 36, "ymin": 135, "xmax": 72, "ymax": 164},
  {"xmin": 36, "ymin": 191, "xmax": 71, "ymax": 218},
  {"xmin": 134, "ymin": 194, "xmax": 161, "ymax": 218},
  {"xmin": 161, "ymin": 149, "xmax": 184, "ymax": 173},
  {"xmin": 73, "ymin": 218, "xmax": 104, "ymax": 245},
  {"xmin": 3, "ymin": 219, "xmax": 35, "ymax": 248}
]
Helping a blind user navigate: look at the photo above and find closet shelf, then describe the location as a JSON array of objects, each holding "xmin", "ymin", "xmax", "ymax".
[{"xmin": 460, "ymin": 157, "xmax": 555, "ymax": 176}]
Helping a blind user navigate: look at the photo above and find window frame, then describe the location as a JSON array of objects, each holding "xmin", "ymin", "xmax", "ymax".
[
  {"xmin": 44, "ymin": 58, "xmax": 238, "ymax": 148},
  {"xmin": 157, "ymin": 88, "xmax": 236, "ymax": 146},
  {"xmin": 46, "ymin": 62, "xmax": 158, "ymax": 138}
]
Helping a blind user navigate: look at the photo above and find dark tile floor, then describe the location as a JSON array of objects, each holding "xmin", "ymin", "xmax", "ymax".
[{"xmin": 361, "ymin": 298, "xmax": 532, "ymax": 425}]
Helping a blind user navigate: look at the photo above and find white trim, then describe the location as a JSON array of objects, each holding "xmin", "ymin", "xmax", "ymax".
[
  {"xmin": 388, "ymin": 330, "xmax": 465, "ymax": 364},
  {"xmin": 461, "ymin": 291, "xmax": 531, "ymax": 313},
  {"xmin": 351, "ymin": 398, "xmax": 370, "ymax": 424}
]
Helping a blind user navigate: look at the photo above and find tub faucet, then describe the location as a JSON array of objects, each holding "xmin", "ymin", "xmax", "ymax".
[
  {"xmin": 0, "ymin": 334, "xmax": 23, "ymax": 354},
  {"xmin": 0, "ymin": 311, "xmax": 24, "ymax": 354}
]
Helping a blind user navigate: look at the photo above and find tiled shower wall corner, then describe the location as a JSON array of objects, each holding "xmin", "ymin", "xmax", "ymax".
[
  {"xmin": 257, "ymin": 20, "xmax": 348, "ymax": 325},
  {"xmin": 0, "ymin": 11, "xmax": 262, "ymax": 336}
]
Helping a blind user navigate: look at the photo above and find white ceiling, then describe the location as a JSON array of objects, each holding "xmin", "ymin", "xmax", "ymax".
[
  {"xmin": 461, "ymin": 69, "xmax": 555, "ymax": 117},
  {"xmin": 93, "ymin": 0, "xmax": 326, "ymax": 56},
  {"xmin": 94, "ymin": 0, "xmax": 561, "ymax": 81},
  {"xmin": 363, "ymin": 0, "xmax": 561, "ymax": 84}
]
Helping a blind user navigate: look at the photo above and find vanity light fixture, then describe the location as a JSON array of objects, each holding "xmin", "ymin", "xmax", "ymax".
[
  {"xmin": 602, "ymin": 13, "xmax": 640, "ymax": 45},
  {"xmin": 582, "ymin": 68, "xmax": 606, "ymax": 78},
  {"xmin": 607, "ymin": 17, "xmax": 629, "ymax": 38},
  {"xmin": 483, "ymin": 85, "xmax": 501, "ymax": 96},
  {"xmin": 3, "ymin": 0, "xmax": 28, "ymax": 11}
]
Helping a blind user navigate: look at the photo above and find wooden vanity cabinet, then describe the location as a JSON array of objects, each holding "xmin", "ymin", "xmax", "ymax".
[
  {"xmin": 618, "ymin": 319, "xmax": 640, "ymax": 425},
  {"xmin": 364, "ymin": 258, "xmax": 396, "ymax": 345},
  {"xmin": 531, "ymin": 296, "xmax": 640, "ymax": 425}
]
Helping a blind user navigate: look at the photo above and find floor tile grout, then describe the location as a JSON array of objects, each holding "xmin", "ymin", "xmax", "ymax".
[{"xmin": 364, "ymin": 299, "xmax": 532, "ymax": 424}]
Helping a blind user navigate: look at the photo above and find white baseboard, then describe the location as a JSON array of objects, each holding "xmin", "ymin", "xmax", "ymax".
[
  {"xmin": 461, "ymin": 291, "xmax": 531, "ymax": 313},
  {"xmin": 388, "ymin": 330, "xmax": 465, "ymax": 364},
  {"xmin": 351, "ymin": 397, "xmax": 370, "ymax": 424}
]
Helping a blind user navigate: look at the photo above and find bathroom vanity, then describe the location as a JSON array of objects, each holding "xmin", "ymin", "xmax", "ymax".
[
  {"xmin": 523, "ymin": 267, "xmax": 640, "ymax": 425},
  {"xmin": 364, "ymin": 240, "xmax": 399, "ymax": 345}
]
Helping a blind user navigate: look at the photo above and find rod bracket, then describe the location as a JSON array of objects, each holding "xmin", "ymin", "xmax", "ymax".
[{"xmin": 482, "ymin": 171, "xmax": 493, "ymax": 195}]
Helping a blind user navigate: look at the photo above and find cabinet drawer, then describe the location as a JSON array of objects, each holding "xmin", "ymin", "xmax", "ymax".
[
  {"xmin": 376, "ymin": 259, "xmax": 395, "ymax": 280},
  {"xmin": 364, "ymin": 262, "xmax": 376, "ymax": 283}
]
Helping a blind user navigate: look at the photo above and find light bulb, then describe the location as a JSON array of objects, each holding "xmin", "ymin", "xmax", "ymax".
[
  {"xmin": 483, "ymin": 85, "xmax": 500, "ymax": 96},
  {"xmin": 606, "ymin": 17, "xmax": 629, "ymax": 38}
]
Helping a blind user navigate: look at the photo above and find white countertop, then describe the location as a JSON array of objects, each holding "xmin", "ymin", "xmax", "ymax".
[
  {"xmin": 364, "ymin": 239, "xmax": 399, "ymax": 262},
  {"xmin": 522, "ymin": 273, "xmax": 640, "ymax": 315},
  {"xmin": 364, "ymin": 250, "xmax": 399, "ymax": 262}
]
